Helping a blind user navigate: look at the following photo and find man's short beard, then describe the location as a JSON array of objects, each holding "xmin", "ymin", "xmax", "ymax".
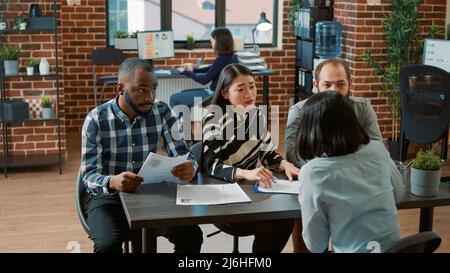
[{"xmin": 124, "ymin": 92, "xmax": 152, "ymax": 116}]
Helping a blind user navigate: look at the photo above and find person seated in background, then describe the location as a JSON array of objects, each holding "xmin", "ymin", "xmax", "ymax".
[
  {"xmin": 285, "ymin": 59, "xmax": 383, "ymax": 252},
  {"xmin": 295, "ymin": 91, "xmax": 404, "ymax": 253},
  {"xmin": 81, "ymin": 58, "xmax": 203, "ymax": 253},
  {"xmin": 201, "ymin": 64, "xmax": 299, "ymax": 253},
  {"xmin": 169, "ymin": 27, "xmax": 239, "ymax": 108}
]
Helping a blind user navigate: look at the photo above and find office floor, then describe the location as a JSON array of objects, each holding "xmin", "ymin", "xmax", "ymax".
[{"xmin": 0, "ymin": 130, "xmax": 449, "ymax": 253}]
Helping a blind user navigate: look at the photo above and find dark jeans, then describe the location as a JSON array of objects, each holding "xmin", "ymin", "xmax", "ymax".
[
  {"xmin": 85, "ymin": 194, "xmax": 203, "ymax": 253},
  {"xmin": 169, "ymin": 88, "xmax": 211, "ymax": 108},
  {"xmin": 223, "ymin": 219, "xmax": 294, "ymax": 253}
]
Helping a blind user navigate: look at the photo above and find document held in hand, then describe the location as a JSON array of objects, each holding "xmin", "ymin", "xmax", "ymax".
[
  {"xmin": 255, "ymin": 179, "xmax": 300, "ymax": 194},
  {"xmin": 138, "ymin": 152, "xmax": 190, "ymax": 183},
  {"xmin": 176, "ymin": 183, "xmax": 252, "ymax": 205}
]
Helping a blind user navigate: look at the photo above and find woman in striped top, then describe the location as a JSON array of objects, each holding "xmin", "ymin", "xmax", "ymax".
[{"xmin": 201, "ymin": 64, "xmax": 299, "ymax": 252}]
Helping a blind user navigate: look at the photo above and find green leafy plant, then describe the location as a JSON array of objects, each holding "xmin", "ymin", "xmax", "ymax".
[
  {"xmin": 12, "ymin": 15, "xmax": 28, "ymax": 29},
  {"xmin": 114, "ymin": 31, "xmax": 137, "ymax": 39},
  {"xmin": 288, "ymin": 0, "xmax": 303, "ymax": 27},
  {"xmin": 0, "ymin": 43, "xmax": 22, "ymax": 60},
  {"xmin": 41, "ymin": 96, "xmax": 54, "ymax": 108},
  {"xmin": 361, "ymin": 0, "xmax": 444, "ymax": 141},
  {"xmin": 186, "ymin": 32, "xmax": 195, "ymax": 44},
  {"xmin": 24, "ymin": 59, "xmax": 39, "ymax": 67},
  {"xmin": 412, "ymin": 149, "xmax": 443, "ymax": 171},
  {"xmin": 128, "ymin": 31, "xmax": 137, "ymax": 39},
  {"xmin": 114, "ymin": 31, "xmax": 129, "ymax": 38}
]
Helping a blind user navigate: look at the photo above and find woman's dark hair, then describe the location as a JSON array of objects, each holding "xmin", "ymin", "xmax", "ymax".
[
  {"xmin": 199, "ymin": 64, "xmax": 253, "ymax": 171},
  {"xmin": 295, "ymin": 91, "xmax": 369, "ymax": 160},
  {"xmin": 211, "ymin": 27, "xmax": 235, "ymax": 54},
  {"xmin": 209, "ymin": 63, "xmax": 253, "ymax": 111}
]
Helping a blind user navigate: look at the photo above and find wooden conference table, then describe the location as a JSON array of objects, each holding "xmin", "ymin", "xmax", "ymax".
[{"xmin": 120, "ymin": 173, "xmax": 450, "ymax": 253}]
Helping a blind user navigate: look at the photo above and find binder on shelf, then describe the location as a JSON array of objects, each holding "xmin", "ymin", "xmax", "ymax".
[{"xmin": 295, "ymin": 7, "xmax": 333, "ymax": 39}]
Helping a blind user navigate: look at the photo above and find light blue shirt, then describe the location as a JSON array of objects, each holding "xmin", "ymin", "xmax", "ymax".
[{"xmin": 298, "ymin": 141, "xmax": 404, "ymax": 253}]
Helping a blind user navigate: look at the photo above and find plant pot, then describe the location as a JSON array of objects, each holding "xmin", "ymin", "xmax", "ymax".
[
  {"xmin": 114, "ymin": 38, "xmax": 137, "ymax": 50},
  {"xmin": 0, "ymin": 21, "xmax": 6, "ymax": 30},
  {"xmin": 26, "ymin": 67, "xmax": 34, "ymax": 76},
  {"xmin": 387, "ymin": 138, "xmax": 409, "ymax": 162},
  {"xmin": 186, "ymin": 43, "xmax": 194, "ymax": 50},
  {"xmin": 410, "ymin": 167, "xmax": 441, "ymax": 197},
  {"xmin": 19, "ymin": 22, "xmax": 27, "ymax": 30},
  {"xmin": 41, "ymin": 107, "xmax": 53, "ymax": 119},
  {"xmin": 3, "ymin": 60, "xmax": 19, "ymax": 76}
]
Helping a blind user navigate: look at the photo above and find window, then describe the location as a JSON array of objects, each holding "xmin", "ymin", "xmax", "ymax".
[
  {"xmin": 172, "ymin": 0, "xmax": 216, "ymax": 41},
  {"xmin": 225, "ymin": 0, "xmax": 275, "ymax": 45},
  {"xmin": 106, "ymin": 0, "xmax": 278, "ymax": 48},
  {"xmin": 107, "ymin": 0, "xmax": 161, "ymax": 46}
]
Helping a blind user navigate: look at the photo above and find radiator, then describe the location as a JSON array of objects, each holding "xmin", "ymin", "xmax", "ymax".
[{"xmin": 156, "ymin": 78, "xmax": 206, "ymax": 105}]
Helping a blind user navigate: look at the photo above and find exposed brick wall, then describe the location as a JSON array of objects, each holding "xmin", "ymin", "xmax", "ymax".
[
  {"xmin": 63, "ymin": 0, "xmax": 297, "ymax": 133},
  {"xmin": 0, "ymin": 0, "xmax": 65, "ymax": 157},
  {"xmin": 333, "ymin": 0, "xmax": 447, "ymax": 140},
  {"xmin": 2, "ymin": 0, "xmax": 446, "ymax": 158}
]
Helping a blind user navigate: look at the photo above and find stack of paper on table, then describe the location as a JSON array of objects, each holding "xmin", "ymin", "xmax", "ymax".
[
  {"xmin": 138, "ymin": 152, "xmax": 190, "ymax": 183},
  {"xmin": 256, "ymin": 179, "xmax": 300, "ymax": 194},
  {"xmin": 176, "ymin": 183, "xmax": 251, "ymax": 205}
]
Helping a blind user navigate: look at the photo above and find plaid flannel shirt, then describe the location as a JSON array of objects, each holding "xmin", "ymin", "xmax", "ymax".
[{"xmin": 81, "ymin": 97, "xmax": 197, "ymax": 196}]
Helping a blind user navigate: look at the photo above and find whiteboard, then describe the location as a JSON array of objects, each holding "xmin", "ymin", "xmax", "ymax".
[{"xmin": 423, "ymin": 38, "xmax": 450, "ymax": 72}]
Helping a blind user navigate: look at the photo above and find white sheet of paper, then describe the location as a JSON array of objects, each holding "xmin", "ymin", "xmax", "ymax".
[
  {"xmin": 138, "ymin": 152, "xmax": 190, "ymax": 183},
  {"xmin": 257, "ymin": 179, "xmax": 300, "ymax": 194},
  {"xmin": 176, "ymin": 183, "xmax": 251, "ymax": 205}
]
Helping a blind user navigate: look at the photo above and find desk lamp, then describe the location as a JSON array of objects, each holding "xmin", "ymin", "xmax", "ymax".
[{"xmin": 251, "ymin": 12, "xmax": 273, "ymax": 54}]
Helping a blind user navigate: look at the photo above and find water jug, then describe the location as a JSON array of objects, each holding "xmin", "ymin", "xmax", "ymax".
[{"xmin": 315, "ymin": 21, "xmax": 342, "ymax": 59}]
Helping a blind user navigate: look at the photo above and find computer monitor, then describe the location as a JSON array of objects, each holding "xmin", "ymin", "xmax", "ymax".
[
  {"xmin": 423, "ymin": 38, "xmax": 450, "ymax": 72},
  {"xmin": 137, "ymin": 30, "xmax": 174, "ymax": 64}
]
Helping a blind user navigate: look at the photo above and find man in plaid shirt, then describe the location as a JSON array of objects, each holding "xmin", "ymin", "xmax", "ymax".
[{"xmin": 81, "ymin": 58, "xmax": 203, "ymax": 253}]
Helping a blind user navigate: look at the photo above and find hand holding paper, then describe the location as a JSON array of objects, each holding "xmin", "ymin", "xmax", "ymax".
[{"xmin": 138, "ymin": 152, "xmax": 190, "ymax": 183}]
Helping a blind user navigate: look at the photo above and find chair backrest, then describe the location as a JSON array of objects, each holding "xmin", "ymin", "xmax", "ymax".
[
  {"xmin": 384, "ymin": 231, "xmax": 441, "ymax": 253},
  {"xmin": 399, "ymin": 64, "xmax": 450, "ymax": 144},
  {"xmin": 91, "ymin": 47, "xmax": 125, "ymax": 66},
  {"xmin": 76, "ymin": 167, "xmax": 91, "ymax": 235}
]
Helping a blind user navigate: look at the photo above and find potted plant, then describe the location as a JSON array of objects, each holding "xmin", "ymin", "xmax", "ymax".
[
  {"xmin": 411, "ymin": 149, "xmax": 443, "ymax": 197},
  {"xmin": 40, "ymin": 95, "xmax": 53, "ymax": 119},
  {"xmin": 361, "ymin": 0, "xmax": 444, "ymax": 161},
  {"xmin": 186, "ymin": 32, "xmax": 195, "ymax": 50},
  {"xmin": 0, "ymin": 43, "xmax": 22, "ymax": 75},
  {"xmin": 13, "ymin": 15, "xmax": 28, "ymax": 30},
  {"xmin": 114, "ymin": 31, "xmax": 138, "ymax": 50},
  {"xmin": 0, "ymin": 10, "xmax": 7, "ymax": 30},
  {"xmin": 288, "ymin": 0, "xmax": 303, "ymax": 30},
  {"xmin": 24, "ymin": 59, "xmax": 39, "ymax": 76}
]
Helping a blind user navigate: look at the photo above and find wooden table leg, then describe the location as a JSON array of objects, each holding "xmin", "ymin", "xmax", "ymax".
[
  {"xmin": 419, "ymin": 207, "xmax": 434, "ymax": 232},
  {"xmin": 142, "ymin": 228, "xmax": 157, "ymax": 253},
  {"xmin": 131, "ymin": 229, "xmax": 142, "ymax": 253}
]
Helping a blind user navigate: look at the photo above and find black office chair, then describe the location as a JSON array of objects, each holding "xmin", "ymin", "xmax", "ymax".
[
  {"xmin": 189, "ymin": 142, "xmax": 253, "ymax": 253},
  {"xmin": 91, "ymin": 47, "xmax": 125, "ymax": 105},
  {"xmin": 399, "ymin": 64, "xmax": 450, "ymax": 182},
  {"xmin": 384, "ymin": 231, "xmax": 441, "ymax": 253},
  {"xmin": 76, "ymin": 167, "xmax": 130, "ymax": 253}
]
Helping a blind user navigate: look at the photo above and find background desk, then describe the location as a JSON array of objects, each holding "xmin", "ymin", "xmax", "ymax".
[
  {"xmin": 120, "ymin": 174, "xmax": 450, "ymax": 253},
  {"xmin": 154, "ymin": 69, "xmax": 275, "ymax": 107}
]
